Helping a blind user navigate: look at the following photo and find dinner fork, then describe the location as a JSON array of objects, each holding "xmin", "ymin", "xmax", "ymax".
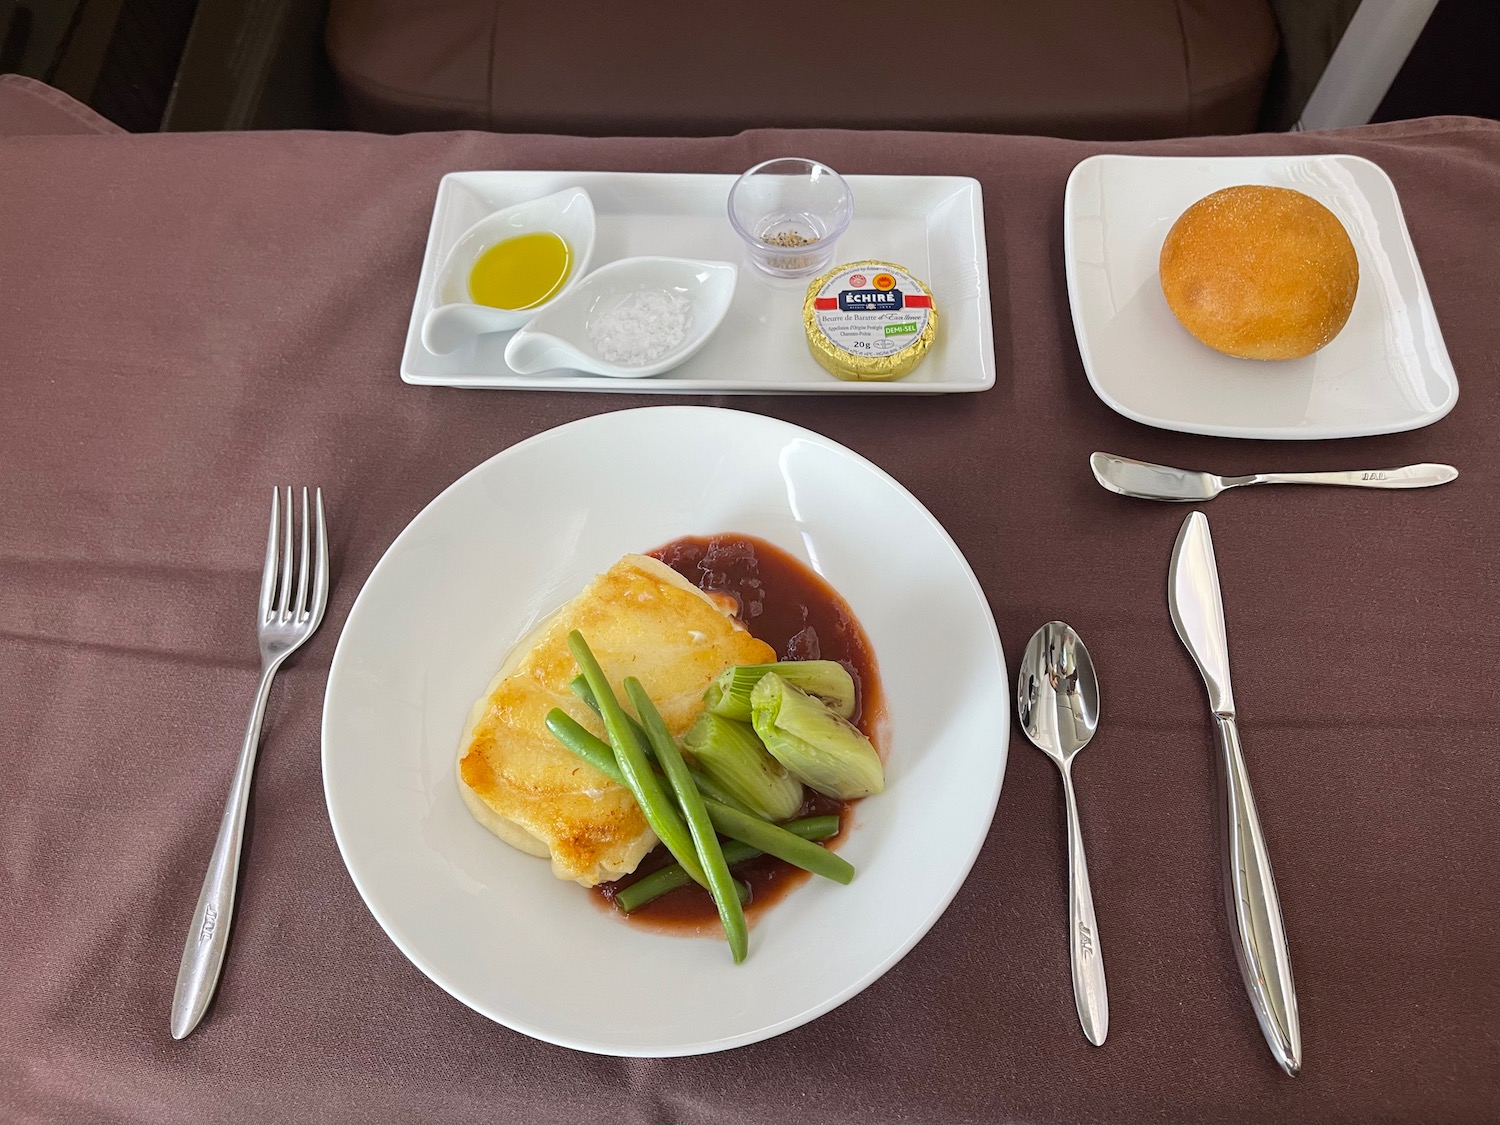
[{"xmin": 171, "ymin": 487, "xmax": 329, "ymax": 1040}]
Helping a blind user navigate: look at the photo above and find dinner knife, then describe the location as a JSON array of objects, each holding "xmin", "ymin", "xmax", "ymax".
[
  {"xmin": 1093, "ymin": 452, "xmax": 1457, "ymax": 502},
  {"xmin": 1168, "ymin": 512, "xmax": 1301, "ymax": 1077}
]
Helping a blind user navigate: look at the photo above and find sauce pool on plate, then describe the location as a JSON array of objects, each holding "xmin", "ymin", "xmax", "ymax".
[
  {"xmin": 593, "ymin": 533, "xmax": 885, "ymax": 933},
  {"xmin": 468, "ymin": 231, "xmax": 571, "ymax": 311}
]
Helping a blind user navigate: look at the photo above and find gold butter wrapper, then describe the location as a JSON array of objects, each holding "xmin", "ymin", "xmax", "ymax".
[{"xmin": 803, "ymin": 260, "xmax": 938, "ymax": 381}]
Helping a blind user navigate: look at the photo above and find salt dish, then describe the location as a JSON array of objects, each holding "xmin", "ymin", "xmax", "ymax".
[
  {"xmin": 504, "ymin": 257, "xmax": 737, "ymax": 379},
  {"xmin": 420, "ymin": 187, "xmax": 596, "ymax": 355}
]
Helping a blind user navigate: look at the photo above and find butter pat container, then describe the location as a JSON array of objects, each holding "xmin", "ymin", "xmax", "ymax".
[{"xmin": 803, "ymin": 260, "xmax": 938, "ymax": 381}]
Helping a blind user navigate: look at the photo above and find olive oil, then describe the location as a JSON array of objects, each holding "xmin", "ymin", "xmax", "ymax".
[{"xmin": 468, "ymin": 232, "xmax": 571, "ymax": 310}]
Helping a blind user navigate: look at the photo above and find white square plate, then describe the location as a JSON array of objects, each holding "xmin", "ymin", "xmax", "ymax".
[
  {"xmin": 401, "ymin": 171, "xmax": 994, "ymax": 394},
  {"xmin": 1063, "ymin": 154, "xmax": 1458, "ymax": 439}
]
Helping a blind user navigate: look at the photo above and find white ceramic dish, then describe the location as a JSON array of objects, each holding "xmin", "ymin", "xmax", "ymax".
[
  {"xmin": 504, "ymin": 257, "xmax": 737, "ymax": 378},
  {"xmin": 1063, "ymin": 154, "xmax": 1458, "ymax": 439},
  {"xmin": 421, "ymin": 187, "xmax": 597, "ymax": 354},
  {"xmin": 401, "ymin": 171, "xmax": 994, "ymax": 394},
  {"xmin": 321, "ymin": 407, "xmax": 1008, "ymax": 1056}
]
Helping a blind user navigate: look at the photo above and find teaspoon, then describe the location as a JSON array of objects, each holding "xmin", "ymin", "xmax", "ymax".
[{"xmin": 1017, "ymin": 621, "xmax": 1108, "ymax": 1046}]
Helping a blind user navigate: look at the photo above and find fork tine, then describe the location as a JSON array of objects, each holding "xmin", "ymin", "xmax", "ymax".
[
  {"xmin": 276, "ymin": 486, "xmax": 294, "ymax": 620},
  {"xmin": 310, "ymin": 488, "xmax": 329, "ymax": 629},
  {"xmin": 295, "ymin": 487, "xmax": 311, "ymax": 621},
  {"xmin": 258, "ymin": 488, "xmax": 280, "ymax": 622}
]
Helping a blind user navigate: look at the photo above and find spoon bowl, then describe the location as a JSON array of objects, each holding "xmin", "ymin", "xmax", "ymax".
[
  {"xmin": 1016, "ymin": 620, "xmax": 1108, "ymax": 1046},
  {"xmin": 1018, "ymin": 620, "xmax": 1100, "ymax": 765}
]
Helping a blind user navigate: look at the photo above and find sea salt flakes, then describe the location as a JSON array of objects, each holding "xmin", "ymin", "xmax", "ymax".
[{"xmin": 586, "ymin": 288, "xmax": 693, "ymax": 366}]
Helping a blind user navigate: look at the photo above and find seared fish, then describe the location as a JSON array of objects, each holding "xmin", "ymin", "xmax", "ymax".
[{"xmin": 457, "ymin": 553, "xmax": 776, "ymax": 885}]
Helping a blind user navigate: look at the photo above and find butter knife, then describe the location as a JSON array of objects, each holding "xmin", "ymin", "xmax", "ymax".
[
  {"xmin": 1094, "ymin": 452, "xmax": 1457, "ymax": 502},
  {"xmin": 1168, "ymin": 512, "xmax": 1301, "ymax": 1076}
]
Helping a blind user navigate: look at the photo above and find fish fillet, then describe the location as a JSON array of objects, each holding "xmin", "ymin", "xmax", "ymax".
[{"xmin": 457, "ymin": 553, "xmax": 776, "ymax": 885}]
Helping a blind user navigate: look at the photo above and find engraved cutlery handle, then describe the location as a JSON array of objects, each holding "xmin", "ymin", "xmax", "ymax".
[
  {"xmin": 1213, "ymin": 715, "xmax": 1301, "ymax": 1076},
  {"xmin": 171, "ymin": 664, "xmax": 278, "ymax": 1040},
  {"xmin": 1251, "ymin": 464, "xmax": 1457, "ymax": 490},
  {"xmin": 1061, "ymin": 767, "xmax": 1108, "ymax": 1046}
]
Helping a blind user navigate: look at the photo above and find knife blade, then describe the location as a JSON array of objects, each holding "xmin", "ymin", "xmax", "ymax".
[
  {"xmin": 1168, "ymin": 512, "xmax": 1302, "ymax": 1077},
  {"xmin": 1093, "ymin": 452, "xmax": 1222, "ymax": 501}
]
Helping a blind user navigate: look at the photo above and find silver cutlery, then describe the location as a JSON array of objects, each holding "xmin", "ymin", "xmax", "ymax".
[
  {"xmin": 1017, "ymin": 622, "xmax": 1109, "ymax": 1046},
  {"xmin": 171, "ymin": 487, "xmax": 329, "ymax": 1040},
  {"xmin": 1093, "ymin": 452, "xmax": 1457, "ymax": 502},
  {"xmin": 1168, "ymin": 512, "xmax": 1300, "ymax": 1076}
]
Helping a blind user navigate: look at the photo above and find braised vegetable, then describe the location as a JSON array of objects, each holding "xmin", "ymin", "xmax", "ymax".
[
  {"xmin": 682, "ymin": 712, "xmax": 803, "ymax": 822},
  {"xmin": 704, "ymin": 660, "xmax": 856, "ymax": 722},
  {"xmin": 750, "ymin": 672, "xmax": 884, "ymax": 799}
]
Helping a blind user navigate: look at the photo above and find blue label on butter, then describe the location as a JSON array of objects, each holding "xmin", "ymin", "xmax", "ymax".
[{"xmin": 838, "ymin": 289, "xmax": 904, "ymax": 312}]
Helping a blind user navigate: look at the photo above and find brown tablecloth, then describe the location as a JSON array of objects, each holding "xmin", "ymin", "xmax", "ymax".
[{"xmin": 2, "ymin": 77, "xmax": 1497, "ymax": 1124}]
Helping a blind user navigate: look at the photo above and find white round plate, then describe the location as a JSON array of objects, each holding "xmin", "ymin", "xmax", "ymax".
[
  {"xmin": 1063, "ymin": 153, "xmax": 1458, "ymax": 439},
  {"xmin": 321, "ymin": 406, "xmax": 1007, "ymax": 1056}
]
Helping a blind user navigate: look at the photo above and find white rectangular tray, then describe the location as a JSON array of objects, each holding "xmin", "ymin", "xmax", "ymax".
[{"xmin": 401, "ymin": 171, "xmax": 994, "ymax": 394}]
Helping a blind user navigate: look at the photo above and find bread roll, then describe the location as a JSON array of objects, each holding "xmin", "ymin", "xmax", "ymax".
[{"xmin": 1159, "ymin": 185, "xmax": 1359, "ymax": 360}]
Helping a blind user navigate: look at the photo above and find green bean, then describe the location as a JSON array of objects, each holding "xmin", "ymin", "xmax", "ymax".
[
  {"xmin": 546, "ymin": 707, "xmax": 854, "ymax": 884},
  {"xmin": 566, "ymin": 632, "xmax": 707, "ymax": 887},
  {"xmin": 626, "ymin": 677, "xmax": 748, "ymax": 963},
  {"xmin": 615, "ymin": 816, "xmax": 840, "ymax": 913},
  {"xmin": 704, "ymin": 802, "xmax": 854, "ymax": 885},
  {"xmin": 571, "ymin": 675, "xmax": 652, "ymax": 754},
  {"xmin": 570, "ymin": 674, "xmax": 755, "ymax": 815},
  {"xmin": 545, "ymin": 710, "xmax": 621, "ymax": 780},
  {"xmin": 543, "ymin": 709, "xmax": 751, "ymax": 908}
]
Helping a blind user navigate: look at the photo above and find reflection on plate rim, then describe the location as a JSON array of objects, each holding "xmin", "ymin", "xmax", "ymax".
[{"xmin": 320, "ymin": 406, "xmax": 1008, "ymax": 1055}]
